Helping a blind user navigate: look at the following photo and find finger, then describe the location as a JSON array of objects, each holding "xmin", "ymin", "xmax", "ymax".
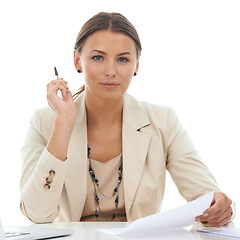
[
  {"xmin": 47, "ymin": 82, "xmax": 68, "ymax": 99},
  {"xmin": 53, "ymin": 80, "xmax": 69, "ymax": 91},
  {"xmin": 48, "ymin": 80, "xmax": 69, "ymax": 93},
  {"xmin": 203, "ymin": 209, "xmax": 224, "ymax": 221},
  {"xmin": 195, "ymin": 208, "xmax": 225, "ymax": 223},
  {"xmin": 63, "ymin": 89, "xmax": 73, "ymax": 102},
  {"xmin": 197, "ymin": 208, "xmax": 228, "ymax": 222},
  {"xmin": 56, "ymin": 79, "xmax": 68, "ymax": 87},
  {"xmin": 57, "ymin": 85, "xmax": 68, "ymax": 99},
  {"xmin": 47, "ymin": 79, "xmax": 69, "ymax": 91},
  {"xmin": 203, "ymin": 193, "xmax": 232, "ymax": 218},
  {"xmin": 207, "ymin": 213, "xmax": 232, "ymax": 227},
  {"xmin": 207, "ymin": 206, "xmax": 232, "ymax": 222},
  {"xmin": 196, "ymin": 206, "xmax": 232, "ymax": 226},
  {"xmin": 203, "ymin": 203, "xmax": 220, "ymax": 218},
  {"xmin": 51, "ymin": 78, "xmax": 67, "ymax": 83}
]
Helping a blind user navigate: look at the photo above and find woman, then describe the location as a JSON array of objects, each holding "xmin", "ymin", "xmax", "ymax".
[{"xmin": 20, "ymin": 12, "xmax": 234, "ymax": 226}]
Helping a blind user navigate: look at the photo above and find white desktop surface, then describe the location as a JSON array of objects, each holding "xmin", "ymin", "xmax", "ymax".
[{"xmin": 31, "ymin": 220, "xmax": 239, "ymax": 240}]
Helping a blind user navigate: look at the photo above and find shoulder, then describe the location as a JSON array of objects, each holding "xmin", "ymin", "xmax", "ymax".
[
  {"xmin": 124, "ymin": 93, "xmax": 183, "ymax": 140},
  {"xmin": 125, "ymin": 93, "xmax": 178, "ymax": 124},
  {"xmin": 31, "ymin": 106, "xmax": 55, "ymax": 124},
  {"xmin": 143, "ymin": 101, "xmax": 179, "ymax": 126},
  {"xmin": 30, "ymin": 106, "xmax": 56, "ymax": 136}
]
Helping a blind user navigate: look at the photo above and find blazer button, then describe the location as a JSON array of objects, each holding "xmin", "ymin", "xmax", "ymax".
[
  {"xmin": 44, "ymin": 183, "xmax": 50, "ymax": 190},
  {"xmin": 46, "ymin": 176, "xmax": 53, "ymax": 184},
  {"xmin": 49, "ymin": 170, "xmax": 55, "ymax": 177}
]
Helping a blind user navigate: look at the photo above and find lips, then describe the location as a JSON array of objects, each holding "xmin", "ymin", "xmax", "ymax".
[{"xmin": 100, "ymin": 82, "xmax": 120, "ymax": 89}]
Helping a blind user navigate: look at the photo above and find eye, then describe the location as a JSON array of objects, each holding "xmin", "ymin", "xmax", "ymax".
[
  {"xmin": 118, "ymin": 57, "xmax": 129, "ymax": 63},
  {"xmin": 92, "ymin": 55, "xmax": 103, "ymax": 61}
]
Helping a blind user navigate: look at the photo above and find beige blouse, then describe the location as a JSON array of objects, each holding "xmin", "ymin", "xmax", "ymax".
[{"xmin": 81, "ymin": 154, "xmax": 127, "ymax": 222}]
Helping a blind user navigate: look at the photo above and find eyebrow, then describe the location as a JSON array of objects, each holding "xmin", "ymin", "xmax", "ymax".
[{"xmin": 90, "ymin": 50, "xmax": 131, "ymax": 56}]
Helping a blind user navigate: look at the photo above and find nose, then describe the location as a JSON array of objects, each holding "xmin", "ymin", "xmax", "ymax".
[{"xmin": 104, "ymin": 60, "xmax": 116, "ymax": 77}]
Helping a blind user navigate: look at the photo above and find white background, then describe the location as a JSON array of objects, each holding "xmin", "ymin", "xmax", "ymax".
[{"xmin": 0, "ymin": 0, "xmax": 239, "ymax": 225}]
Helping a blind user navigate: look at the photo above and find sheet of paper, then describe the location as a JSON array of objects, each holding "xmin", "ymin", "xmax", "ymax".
[
  {"xmin": 197, "ymin": 228, "xmax": 240, "ymax": 238},
  {"xmin": 108, "ymin": 228, "xmax": 196, "ymax": 240},
  {"xmin": 98, "ymin": 191, "xmax": 214, "ymax": 237}
]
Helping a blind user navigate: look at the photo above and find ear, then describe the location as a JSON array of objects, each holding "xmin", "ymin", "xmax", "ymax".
[
  {"xmin": 134, "ymin": 53, "xmax": 141, "ymax": 74},
  {"xmin": 73, "ymin": 49, "xmax": 82, "ymax": 72}
]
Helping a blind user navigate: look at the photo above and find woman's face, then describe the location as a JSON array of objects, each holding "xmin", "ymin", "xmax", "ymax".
[{"xmin": 74, "ymin": 30, "xmax": 140, "ymax": 101}]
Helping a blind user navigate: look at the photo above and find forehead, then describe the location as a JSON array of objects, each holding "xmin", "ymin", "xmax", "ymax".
[{"xmin": 81, "ymin": 30, "xmax": 137, "ymax": 54}]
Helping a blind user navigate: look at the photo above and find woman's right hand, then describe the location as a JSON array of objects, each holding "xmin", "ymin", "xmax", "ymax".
[
  {"xmin": 46, "ymin": 78, "xmax": 77, "ymax": 121},
  {"xmin": 46, "ymin": 78, "xmax": 77, "ymax": 161}
]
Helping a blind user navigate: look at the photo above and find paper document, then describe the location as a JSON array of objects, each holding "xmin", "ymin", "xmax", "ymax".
[
  {"xmin": 197, "ymin": 228, "xmax": 240, "ymax": 238},
  {"xmin": 98, "ymin": 191, "xmax": 214, "ymax": 237}
]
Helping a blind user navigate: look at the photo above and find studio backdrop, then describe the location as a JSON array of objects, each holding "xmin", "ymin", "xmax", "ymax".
[{"xmin": 0, "ymin": 0, "xmax": 239, "ymax": 225}]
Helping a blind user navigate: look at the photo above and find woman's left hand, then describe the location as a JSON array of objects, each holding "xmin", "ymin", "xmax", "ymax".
[{"xmin": 195, "ymin": 192, "xmax": 233, "ymax": 227}]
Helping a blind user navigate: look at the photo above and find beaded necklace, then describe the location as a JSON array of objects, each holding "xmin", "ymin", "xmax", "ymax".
[{"xmin": 87, "ymin": 145, "xmax": 123, "ymax": 221}]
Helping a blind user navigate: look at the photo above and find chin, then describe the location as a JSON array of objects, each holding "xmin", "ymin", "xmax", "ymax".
[
  {"xmin": 99, "ymin": 90, "xmax": 125, "ymax": 101},
  {"xmin": 102, "ymin": 93, "xmax": 124, "ymax": 101}
]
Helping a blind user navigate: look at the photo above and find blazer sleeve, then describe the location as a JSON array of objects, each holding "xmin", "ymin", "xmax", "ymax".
[
  {"xmin": 20, "ymin": 110, "xmax": 67, "ymax": 223},
  {"xmin": 165, "ymin": 107, "xmax": 222, "ymax": 201}
]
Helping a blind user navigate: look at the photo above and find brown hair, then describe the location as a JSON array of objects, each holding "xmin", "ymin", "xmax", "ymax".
[{"xmin": 72, "ymin": 12, "xmax": 142, "ymax": 100}]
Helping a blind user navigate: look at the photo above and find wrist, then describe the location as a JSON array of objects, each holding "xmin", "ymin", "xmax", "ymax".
[
  {"xmin": 54, "ymin": 115, "xmax": 76, "ymax": 139},
  {"xmin": 56, "ymin": 113, "xmax": 76, "ymax": 126},
  {"xmin": 46, "ymin": 115, "xmax": 76, "ymax": 161}
]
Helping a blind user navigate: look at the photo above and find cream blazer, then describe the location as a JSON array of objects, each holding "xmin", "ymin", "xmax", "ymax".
[{"xmin": 20, "ymin": 92, "xmax": 221, "ymax": 223}]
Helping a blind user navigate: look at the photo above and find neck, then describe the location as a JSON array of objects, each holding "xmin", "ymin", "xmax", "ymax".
[{"xmin": 85, "ymin": 91, "xmax": 124, "ymax": 129}]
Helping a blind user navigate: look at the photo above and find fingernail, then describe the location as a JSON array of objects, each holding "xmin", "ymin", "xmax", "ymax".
[{"xmin": 195, "ymin": 217, "xmax": 200, "ymax": 222}]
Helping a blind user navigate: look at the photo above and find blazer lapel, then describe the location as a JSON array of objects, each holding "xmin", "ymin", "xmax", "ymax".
[
  {"xmin": 122, "ymin": 94, "xmax": 151, "ymax": 219},
  {"xmin": 64, "ymin": 93, "xmax": 151, "ymax": 221},
  {"xmin": 64, "ymin": 93, "xmax": 88, "ymax": 221}
]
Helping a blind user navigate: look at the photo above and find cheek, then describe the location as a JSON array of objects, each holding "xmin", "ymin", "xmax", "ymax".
[
  {"xmin": 118, "ymin": 66, "xmax": 134, "ymax": 91},
  {"xmin": 82, "ymin": 62, "xmax": 101, "ymax": 84},
  {"xmin": 118, "ymin": 64, "xmax": 135, "ymax": 78},
  {"xmin": 84, "ymin": 62, "xmax": 98, "ymax": 76}
]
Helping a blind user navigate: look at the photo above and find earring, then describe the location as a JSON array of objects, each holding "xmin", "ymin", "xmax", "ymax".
[
  {"xmin": 134, "ymin": 72, "xmax": 137, "ymax": 76},
  {"xmin": 77, "ymin": 69, "xmax": 81, "ymax": 73}
]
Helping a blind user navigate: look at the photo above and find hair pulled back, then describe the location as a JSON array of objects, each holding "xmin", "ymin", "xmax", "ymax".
[{"xmin": 73, "ymin": 12, "xmax": 142, "ymax": 99}]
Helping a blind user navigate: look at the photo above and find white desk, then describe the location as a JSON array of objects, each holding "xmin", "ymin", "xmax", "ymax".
[{"xmin": 33, "ymin": 220, "xmax": 239, "ymax": 240}]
